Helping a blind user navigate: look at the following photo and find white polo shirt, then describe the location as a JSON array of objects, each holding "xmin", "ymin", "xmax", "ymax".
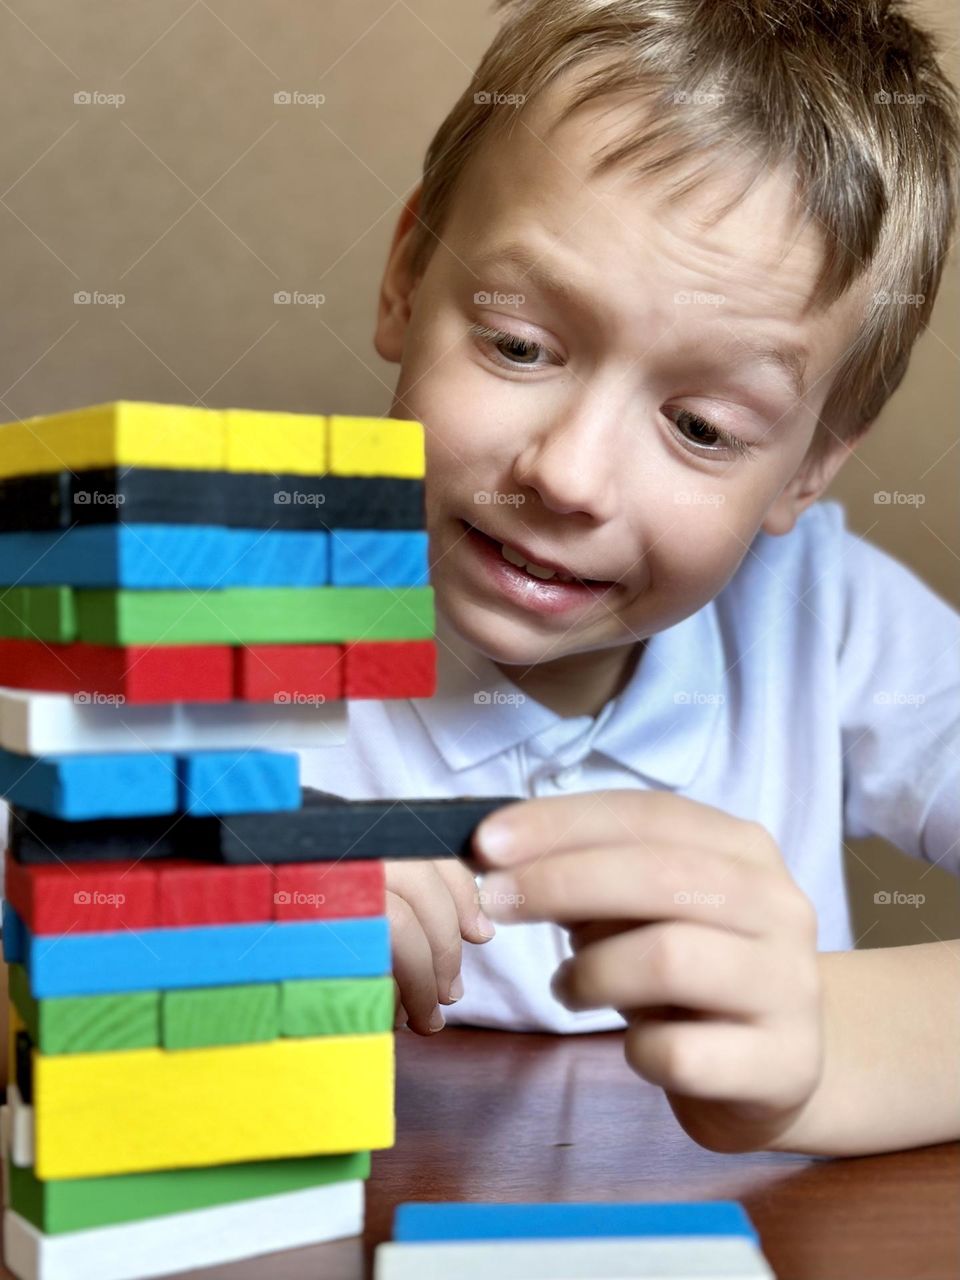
[{"xmin": 297, "ymin": 499, "xmax": 960, "ymax": 1033}]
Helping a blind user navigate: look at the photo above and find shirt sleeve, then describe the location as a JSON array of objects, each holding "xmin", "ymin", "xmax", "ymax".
[{"xmin": 833, "ymin": 505, "xmax": 960, "ymax": 874}]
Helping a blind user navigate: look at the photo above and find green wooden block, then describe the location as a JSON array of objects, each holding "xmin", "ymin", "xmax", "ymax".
[
  {"xmin": 8, "ymin": 963, "xmax": 39, "ymax": 1039},
  {"xmin": 75, "ymin": 588, "xmax": 229, "ymax": 645},
  {"xmin": 0, "ymin": 586, "xmax": 29, "ymax": 638},
  {"xmin": 75, "ymin": 586, "xmax": 434, "ymax": 645},
  {"xmin": 0, "ymin": 586, "xmax": 76, "ymax": 642},
  {"xmin": 9, "ymin": 965, "xmax": 160, "ymax": 1054},
  {"xmin": 8, "ymin": 1150, "xmax": 371, "ymax": 1234},
  {"xmin": 280, "ymin": 976, "xmax": 394, "ymax": 1037},
  {"xmin": 161, "ymin": 982, "xmax": 280, "ymax": 1049},
  {"xmin": 216, "ymin": 586, "xmax": 436, "ymax": 643}
]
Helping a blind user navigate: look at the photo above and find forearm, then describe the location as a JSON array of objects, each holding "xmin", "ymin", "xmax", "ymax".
[{"xmin": 768, "ymin": 940, "xmax": 960, "ymax": 1156}]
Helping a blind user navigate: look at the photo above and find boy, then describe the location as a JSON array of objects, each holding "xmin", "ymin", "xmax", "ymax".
[{"xmin": 296, "ymin": 0, "xmax": 960, "ymax": 1158}]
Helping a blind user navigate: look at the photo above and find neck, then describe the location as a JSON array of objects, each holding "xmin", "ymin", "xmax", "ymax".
[{"xmin": 493, "ymin": 640, "xmax": 645, "ymax": 718}]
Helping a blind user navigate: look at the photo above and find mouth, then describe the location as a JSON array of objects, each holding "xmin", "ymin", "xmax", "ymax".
[{"xmin": 457, "ymin": 518, "xmax": 620, "ymax": 615}]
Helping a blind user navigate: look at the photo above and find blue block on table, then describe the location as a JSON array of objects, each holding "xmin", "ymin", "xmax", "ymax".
[
  {"xmin": 330, "ymin": 530, "xmax": 429, "ymax": 587},
  {"xmin": 13, "ymin": 908, "xmax": 391, "ymax": 997},
  {"xmin": 392, "ymin": 1200, "xmax": 758, "ymax": 1242},
  {"xmin": 0, "ymin": 747, "xmax": 177, "ymax": 820},
  {"xmin": 176, "ymin": 750, "xmax": 300, "ymax": 816}
]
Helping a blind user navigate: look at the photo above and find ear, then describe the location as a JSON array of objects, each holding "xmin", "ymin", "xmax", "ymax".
[
  {"xmin": 761, "ymin": 429, "xmax": 863, "ymax": 536},
  {"xmin": 374, "ymin": 185, "xmax": 426, "ymax": 364}
]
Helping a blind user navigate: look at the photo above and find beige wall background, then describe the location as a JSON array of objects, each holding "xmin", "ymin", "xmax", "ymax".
[{"xmin": 1, "ymin": 1, "xmax": 957, "ymax": 944}]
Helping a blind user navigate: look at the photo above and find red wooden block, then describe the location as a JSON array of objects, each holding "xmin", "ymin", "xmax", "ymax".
[
  {"xmin": 4, "ymin": 850, "xmax": 159, "ymax": 934},
  {"xmin": 271, "ymin": 861, "xmax": 385, "ymax": 920},
  {"xmin": 343, "ymin": 640, "xmax": 436, "ymax": 699},
  {"xmin": 156, "ymin": 861, "xmax": 274, "ymax": 926},
  {"xmin": 233, "ymin": 645, "xmax": 344, "ymax": 703},
  {"xmin": 120, "ymin": 646, "xmax": 233, "ymax": 703},
  {"xmin": 0, "ymin": 638, "xmax": 233, "ymax": 704}
]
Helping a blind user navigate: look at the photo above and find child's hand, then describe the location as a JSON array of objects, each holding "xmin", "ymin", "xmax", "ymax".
[
  {"xmin": 385, "ymin": 859, "xmax": 496, "ymax": 1036},
  {"xmin": 472, "ymin": 791, "xmax": 823, "ymax": 1153}
]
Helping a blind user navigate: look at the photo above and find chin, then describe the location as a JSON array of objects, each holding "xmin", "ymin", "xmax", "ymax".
[{"xmin": 437, "ymin": 591, "xmax": 568, "ymax": 668}]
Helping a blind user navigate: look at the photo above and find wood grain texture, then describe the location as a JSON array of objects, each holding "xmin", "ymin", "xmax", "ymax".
[
  {"xmin": 280, "ymin": 978, "xmax": 394, "ymax": 1038},
  {"xmin": 1, "ymin": 1029, "xmax": 956, "ymax": 1279},
  {"xmin": 32, "ymin": 1034, "xmax": 394, "ymax": 1178},
  {"xmin": 160, "ymin": 984, "xmax": 280, "ymax": 1050}
]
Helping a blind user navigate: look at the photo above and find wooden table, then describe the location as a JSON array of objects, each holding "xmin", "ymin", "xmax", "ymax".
[{"xmin": 4, "ymin": 1028, "xmax": 958, "ymax": 1280}]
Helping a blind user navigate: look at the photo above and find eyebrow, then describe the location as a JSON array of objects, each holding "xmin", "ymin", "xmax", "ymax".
[{"xmin": 471, "ymin": 241, "xmax": 810, "ymax": 401}]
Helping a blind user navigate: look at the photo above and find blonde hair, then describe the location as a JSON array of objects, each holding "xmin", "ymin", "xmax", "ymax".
[{"xmin": 409, "ymin": 0, "xmax": 959, "ymax": 452}]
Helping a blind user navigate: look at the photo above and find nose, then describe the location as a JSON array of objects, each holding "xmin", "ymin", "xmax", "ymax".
[{"xmin": 512, "ymin": 398, "xmax": 622, "ymax": 521}]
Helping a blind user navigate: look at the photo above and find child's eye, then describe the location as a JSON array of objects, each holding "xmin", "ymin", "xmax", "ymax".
[
  {"xmin": 469, "ymin": 322, "xmax": 559, "ymax": 370},
  {"xmin": 664, "ymin": 407, "xmax": 756, "ymax": 459}
]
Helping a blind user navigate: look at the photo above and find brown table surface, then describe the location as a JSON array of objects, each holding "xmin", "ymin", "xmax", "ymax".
[{"xmin": 4, "ymin": 1028, "xmax": 959, "ymax": 1280}]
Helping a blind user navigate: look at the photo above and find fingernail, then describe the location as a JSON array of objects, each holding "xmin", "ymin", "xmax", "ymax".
[
  {"xmin": 475, "ymin": 911, "xmax": 497, "ymax": 940},
  {"xmin": 448, "ymin": 974, "xmax": 464, "ymax": 1002},
  {"xmin": 475, "ymin": 818, "xmax": 514, "ymax": 864},
  {"xmin": 394, "ymin": 1006, "xmax": 408, "ymax": 1030},
  {"xmin": 428, "ymin": 1006, "xmax": 445, "ymax": 1033}
]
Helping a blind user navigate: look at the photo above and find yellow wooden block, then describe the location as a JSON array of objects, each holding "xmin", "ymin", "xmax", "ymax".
[
  {"xmin": 33, "ymin": 1033, "xmax": 393, "ymax": 1179},
  {"xmin": 223, "ymin": 409, "xmax": 327, "ymax": 475},
  {"xmin": 328, "ymin": 416, "xmax": 425, "ymax": 478},
  {"xmin": 0, "ymin": 403, "xmax": 224, "ymax": 479}
]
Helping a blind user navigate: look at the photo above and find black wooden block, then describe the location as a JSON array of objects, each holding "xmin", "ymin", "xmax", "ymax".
[{"xmin": 7, "ymin": 792, "xmax": 517, "ymax": 867}]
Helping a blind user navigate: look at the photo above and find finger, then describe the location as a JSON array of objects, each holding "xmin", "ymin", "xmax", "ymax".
[
  {"xmin": 385, "ymin": 862, "xmax": 463, "ymax": 1004},
  {"xmin": 552, "ymin": 922, "xmax": 782, "ymax": 1018},
  {"xmin": 433, "ymin": 858, "xmax": 496, "ymax": 943},
  {"xmin": 479, "ymin": 844, "xmax": 787, "ymax": 937},
  {"xmin": 385, "ymin": 890, "xmax": 445, "ymax": 1036},
  {"xmin": 473, "ymin": 790, "xmax": 773, "ymax": 867},
  {"xmin": 623, "ymin": 1015, "xmax": 814, "ymax": 1108}
]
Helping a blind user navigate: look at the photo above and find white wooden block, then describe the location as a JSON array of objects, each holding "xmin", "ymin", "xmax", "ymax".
[
  {"xmin": 374, "ymin": 1237, "xmax": 775, "ymax": 1280},
  {"xmin": 6, "ymin": 1087, "xmax": 34, "ymax": 1169},
  {"xmin": 0, "ymin": 687, "xmax": 347, "ymax": 755},
  {"xmin": 3, "ymin": 1177, "xmax": 364, "ymax": 1280}
]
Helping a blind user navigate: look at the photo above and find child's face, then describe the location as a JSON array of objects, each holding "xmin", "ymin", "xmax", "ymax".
[{"xmin": 376, "ymin": 84, "xmax": 865, "ymax": 669}]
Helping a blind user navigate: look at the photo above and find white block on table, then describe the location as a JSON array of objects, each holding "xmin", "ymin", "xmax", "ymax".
[
  {"xmin": 0, "ymin": 687, "xmax": 347, "ymax": 755},
  {"xmin": 5, "ymin": 1087, "xmax": 34, "ymax": 1169},
  {"xmin": 3, "ymin": 1177, "xmax": 364, "ymax": 1280},
  {"xmin": 374, "ymin": 1236, "xmax": 775, "ymax": 1280},
  {"xmin": 1, "ymin": 1105, "xmax": 10, "ymax": 1207}
]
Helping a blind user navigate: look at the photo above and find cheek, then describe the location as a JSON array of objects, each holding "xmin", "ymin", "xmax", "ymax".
[{"xmin": 629, "ymin": 499, "xmax": 757, "ymax": 610}]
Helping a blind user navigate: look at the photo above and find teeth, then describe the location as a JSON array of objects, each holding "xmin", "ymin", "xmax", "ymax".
[{"xmin": 500, "ymin": 542, "xmax": 575, "ymax": 583}]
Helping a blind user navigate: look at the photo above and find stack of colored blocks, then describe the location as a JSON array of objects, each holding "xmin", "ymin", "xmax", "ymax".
[
  {"xmin": 374, "ymin": 1201, "xmax": 776, "ymax": 1279},
  {"xmin": 0, "ymin": 400, "xmax": 436, "ymax": 708},
  {"xmin": 0, "ymin": 402, "xmax": 503, "ymax": 1279}
]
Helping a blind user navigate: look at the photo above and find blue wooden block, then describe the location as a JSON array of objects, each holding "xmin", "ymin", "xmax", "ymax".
[
  {"xmin": 0, "ymin": 527, "xmax": 332, "ymax": 589},
  {"xmin": 226, "ymin": 530, "xmax": 330, "ymax": 587},
  {"xmin": 0, "ymin": 747, "xmax": 177, "ymax": 820},
  {"xmin": 176, "ymin": 750, "xmax": 301, "ymax": 816},
  {"xmin": 11, "ymin": 907, "xmax": 391, "ymax": 997},
  {"xmin": 2, "ymin": 898, "xmax": 26, "ymax": 963},
  {"xmin": 0, "ymin": 526, "xmax": 232, "ymax": 589},
  {"xmin": 392, "ymin": 1201, "xmax": 758, "ymax": 1243},
  {"xmin": 330, "ymin": 530, "xmax": 429, "ymax": 587}
]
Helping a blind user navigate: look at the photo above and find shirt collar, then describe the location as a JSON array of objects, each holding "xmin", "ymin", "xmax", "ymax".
[{"xmin": 411, "ymin": 603, "xmax": 725, "ymax": 790}]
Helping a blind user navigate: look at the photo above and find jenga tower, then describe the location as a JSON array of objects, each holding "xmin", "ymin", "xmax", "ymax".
[{"xmin": 0, "ymin": 403, "xmax": 499, "ymax": 1279}]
